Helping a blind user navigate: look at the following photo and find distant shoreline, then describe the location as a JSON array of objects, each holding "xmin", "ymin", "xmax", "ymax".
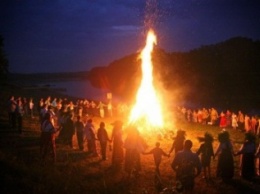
[
  {"xmin": 4, "ymin": 73, "xmax": 115, "ymax": 102},
  {"xmin": 3, "ymin": 72, "xmax": 260, "ymax": 115}
]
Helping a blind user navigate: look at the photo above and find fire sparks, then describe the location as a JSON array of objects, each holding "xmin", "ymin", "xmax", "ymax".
[{"xmin": 129, "ymin": 29, "xmax": 164, "ymax": 132}]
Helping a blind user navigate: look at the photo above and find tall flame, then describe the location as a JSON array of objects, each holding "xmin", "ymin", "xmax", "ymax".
[{"xmin": 129, "ymin": 30, "xmax": 163, "ymax": 132}]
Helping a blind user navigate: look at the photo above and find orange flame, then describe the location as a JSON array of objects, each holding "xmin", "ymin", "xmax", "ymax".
[{"xmin": 129, "ymin": 29, "xmax": 163, "ymax": 132}]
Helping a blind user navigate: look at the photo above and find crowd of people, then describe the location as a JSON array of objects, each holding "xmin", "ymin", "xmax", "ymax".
[
  {"xmin": 6, "ymin": 95, "xmax": 260, "ymax": 193},
  {"xmin": 168, "ymin": 128, "xmax": 260, "ymax": 193},
  {"xmin": 177, "ymin": 107, "xmax": 260, "ymax": 135},
  {"xmin": 6, "ymin": 95, "xmax": 129, "ymax": 132}
]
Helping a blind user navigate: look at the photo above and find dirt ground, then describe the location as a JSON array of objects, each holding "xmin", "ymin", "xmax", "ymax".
[{"xmin": 1, "ymin": 111, "xmax": 260, "ymax": 194}]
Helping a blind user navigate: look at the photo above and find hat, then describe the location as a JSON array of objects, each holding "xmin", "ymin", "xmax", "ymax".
[
  {"xmin": 111, "ymin": 120, "xmax": 123, "ymax": 127},
  {"xmin": 198, "ymin": 132, "xmax": 214, "ymax": 143},
  {"xmin": 218, "ymin": 130, "xmax": 230, "ymax": 143}
]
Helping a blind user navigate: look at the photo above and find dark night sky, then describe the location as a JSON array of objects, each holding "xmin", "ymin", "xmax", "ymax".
[{"xmin": 1, "ymin": 0, "xmax": 260, "ymax": 73}]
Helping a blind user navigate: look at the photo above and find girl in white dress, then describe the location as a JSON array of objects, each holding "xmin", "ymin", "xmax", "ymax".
[{"xmin": 231, "ymin": 112, "xmax": 238, "ymax": 130}]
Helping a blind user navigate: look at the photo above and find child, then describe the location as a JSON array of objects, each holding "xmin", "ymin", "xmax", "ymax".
[
  {"xmin": 143, "ymin": 142, "xmax": 169, "ymax": 175},
  {"xmin": 143, "ymin": 142, "xmax": 169, "ymax": 191},
  {"xmin": 196, "ymin": 132, "xmax": 214, "ymax": 181}
]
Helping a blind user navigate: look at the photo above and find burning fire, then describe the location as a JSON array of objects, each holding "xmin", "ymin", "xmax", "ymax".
[{"xmin": 129, "ymin": 29, "xmax": 164, "ymax": 132}]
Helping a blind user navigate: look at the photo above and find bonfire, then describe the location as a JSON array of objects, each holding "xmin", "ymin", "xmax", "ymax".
[{"xmin": 128, "ymin": 29, "xmax": 164, "ymax": 134}]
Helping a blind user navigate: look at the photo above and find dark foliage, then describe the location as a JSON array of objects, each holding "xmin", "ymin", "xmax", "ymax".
[
  {"xmin": 0, "ymin": 35, "xmax": 9, "ymax": 80},
  {"xmin": 88, "ymin": 37, "xmax": 260, "ymax": 111}
]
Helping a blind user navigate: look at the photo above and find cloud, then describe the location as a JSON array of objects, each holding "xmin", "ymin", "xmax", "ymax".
[{"xmin": 112, "ymin": 25, "xmax": 140, "ymax": 31}]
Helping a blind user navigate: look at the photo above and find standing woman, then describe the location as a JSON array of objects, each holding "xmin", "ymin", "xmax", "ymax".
[
  {"xmin": 16, "ymin": 99, "xmax": 24, "ymax": 134},
  {"xmin": 97, "ymin": 122, "xmax": 110, "ymax": 160},
  {"xmin": 29, "ymin": 97, "xmax": 34, "ymax": 118},
  {"xmin": 231, "ymin": 112, "xmax": 238, "ymax": 130},
  {"xmin": 7, "ymin": 96, "xmax": 17, "ymax": 129},
  {"xmin": 244, "ymin": 114, "xmax": 251, "ymax": 132},
  {"xmin": 226, "ymin": 110, "xmax": 232, "ymax": 127},
  {"xmin": 40, "ymin": 112, "xmax": 57, "ymax": 163},
  {"xmin": 64, "ymin": 113, "xmax": 75, "ymax": 149},
  {"xmin": 124, "ymin": 126, "xmax": 146, "ymax": 178},
  {"xmin": 214, "ymin": 130, "xmax": 234, "ymax": 181},
  {"xmin": 234, "ymin": 132, "xmax": 256, "ymax": 180},
  {"xmin": 256, "ymin": 117, "xmax": 260, "ymax": 136},
  {"xmin": 74, "ymin": 115, "xmax": 85, "ymax": 150},
  {"xmin": 97, "ymin": 101, "xmax": 106, "ymax": 118},
  {"xmin": 84, "ymin": 119, "xmax": 98, "ymax": 155},
  {"xmin": 197, "ymin": 132, "xmax": 214, "ymax": 180},
  {"xmin": 169, "ymin": 129, "xmax": 186, "ymax": 156},
  {"xmin": 111, "ymin": 120, "xmax": 124, "ymax": 169},
  {"xmin": 219, "ymin": 111, "xmax": 227, "ymax": 128}
]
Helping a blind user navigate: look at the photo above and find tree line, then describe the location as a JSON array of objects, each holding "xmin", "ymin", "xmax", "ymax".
[
  {"xmin": 88, "ymin": 37, "xmax": 260, "ymax": 111},
  {"xmin": 0, "ymin": 35, "xmax": 9, "ymax": 79}
]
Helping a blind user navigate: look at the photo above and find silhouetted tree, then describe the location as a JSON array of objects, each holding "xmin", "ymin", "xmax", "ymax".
[
  {"xmin": 0, "ymin": 35, "xmax": 9, "ymax": 80},
  {"xmin": 88, "ymin": 37, "xmax": 260, "ymax": 110}
]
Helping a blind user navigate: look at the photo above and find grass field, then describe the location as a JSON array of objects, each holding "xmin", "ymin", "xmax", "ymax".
[{"xmin": 1, "ymin": 82, "xmax": 260, "ymax": 194}]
